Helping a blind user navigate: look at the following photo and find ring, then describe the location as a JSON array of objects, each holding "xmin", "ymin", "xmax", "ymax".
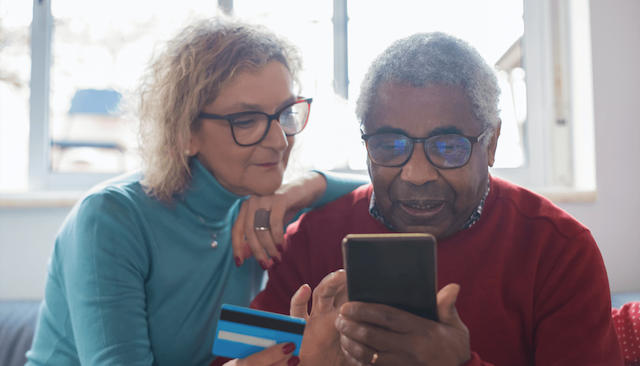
[
  {"xmin": 254, "ymin": 209, "xmax": 271, "ymax": 231},
  {"xmin": 371, "ymin": 352, "xmax": 379, "ymax": 365}
]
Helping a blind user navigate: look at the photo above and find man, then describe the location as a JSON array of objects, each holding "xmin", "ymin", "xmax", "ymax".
[{"xmin": 252, "ymin": 32, "xmax": 623, "ymax": 365}]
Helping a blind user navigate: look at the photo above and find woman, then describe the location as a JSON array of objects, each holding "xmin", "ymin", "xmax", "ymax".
[{"xmin": 26, "ymin": 17, "xmax": 367, "ymax": 366}]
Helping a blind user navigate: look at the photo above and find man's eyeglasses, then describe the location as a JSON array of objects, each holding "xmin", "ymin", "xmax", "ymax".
[
  {"xmin": 361, "ymin": 129, "xmax": 489, "ymax": 169},
  {"xmin": 198, "ymin": 97, "xmax": 312, "ymax": 146}
]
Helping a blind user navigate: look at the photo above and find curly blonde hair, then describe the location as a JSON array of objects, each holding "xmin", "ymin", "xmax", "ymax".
[{"xmin": 137, "ymin": 16, "xmax": 302, "ymax": 202}]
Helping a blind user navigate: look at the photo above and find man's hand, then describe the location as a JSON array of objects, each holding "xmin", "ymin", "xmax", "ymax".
[
  {"xmin": 335, "ymin": 283, "xmax": 470, "ymax": 366},
  {"xmin": 289, "ymin": 270, "xmax": 349, "ymax": 366}
]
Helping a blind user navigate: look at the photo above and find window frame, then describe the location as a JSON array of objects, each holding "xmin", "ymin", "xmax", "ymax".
[{"xmin": 26, "ymin": 0, "xmax": 595, "ymax": 197}]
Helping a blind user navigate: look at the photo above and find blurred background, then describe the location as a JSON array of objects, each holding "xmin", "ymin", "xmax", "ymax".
[{"xmin": 0, "ymin": 0, "xmax": 638, "ymax": 300}]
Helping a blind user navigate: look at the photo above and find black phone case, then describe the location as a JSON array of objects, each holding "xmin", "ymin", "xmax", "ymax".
[{"xmin": 342, "ymin": 233, "xmax": 438, "ymax": 321}]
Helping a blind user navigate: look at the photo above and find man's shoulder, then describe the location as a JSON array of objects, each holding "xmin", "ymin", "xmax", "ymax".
[
  {"xmin": 308, "ymin": 183, "xmax": 372, "ymax": 216},
  {"xmin": 288, "ymin": 183, "xmax": 380, "ymax": 235},
  {"xmin": 490, "ymin": 176, "xmax": 589, "ymax": 239}
]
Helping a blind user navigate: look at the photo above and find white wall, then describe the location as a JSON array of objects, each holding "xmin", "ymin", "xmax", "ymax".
[
  {"xmin": 556, "ymin": 0, "xmax": 640, "ymax": 293},
  {"xmin": 1, "ymin": 0, "xmax": 639, "ymax": 300},
  {"xmin": 0, "ymin": 207, "xmax": 71, "ymax": 299}
]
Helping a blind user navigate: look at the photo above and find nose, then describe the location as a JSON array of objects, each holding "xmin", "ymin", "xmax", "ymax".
[
  {"xmin": 400, "ymin": 142, "xmax": 439, "ymax": 186},
  {"xmin": 260, "ymin": 119, "xmax": 289, "ymax": 151}
]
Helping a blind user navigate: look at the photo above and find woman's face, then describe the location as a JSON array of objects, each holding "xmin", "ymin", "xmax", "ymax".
[{"xmin": 189, "ymin": 61, "xmax": 296, "ymax": 196}]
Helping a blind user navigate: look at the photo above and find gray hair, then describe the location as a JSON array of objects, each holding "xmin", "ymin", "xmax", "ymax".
[
  {"xmin": 356, "ymin": 32, "xmax": 500, "ymax": 140},
  {"xmin": 136, "ymin": 16, "xmax": 302, "ymax": 202}
]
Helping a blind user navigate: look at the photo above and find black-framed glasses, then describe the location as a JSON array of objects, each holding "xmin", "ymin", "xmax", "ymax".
[
  {"xmin": 361, "ymin": 129, "xmax": 489, "ymax": 169},
  {"xmin": 198, "ymin": 97, "xmax": 312, "ymax": 146}
]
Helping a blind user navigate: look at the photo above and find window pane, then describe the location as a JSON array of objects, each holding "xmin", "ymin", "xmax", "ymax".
[
  {"xmin": 0, "ymin": 0, "xmax": 32, "ymax": 192},
  {"xmin": 348, "ymin": 0, "xmax": 526, "ymax": 169},
  {"xmin": 48, "ymin": 1, "xmax": 222, "ymax": 174},
  {"xmin": 233, "ymin": 1, "xmax": 352, "ymax": 176}
]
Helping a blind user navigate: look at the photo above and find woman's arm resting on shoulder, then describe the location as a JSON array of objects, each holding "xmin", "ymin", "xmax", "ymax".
[{"xmin": 232, "ymin": 171, "xmax": 368, "ymax": 267}]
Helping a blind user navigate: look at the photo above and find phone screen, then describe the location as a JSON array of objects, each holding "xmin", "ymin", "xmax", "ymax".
[{"xmin": 342, "ymin": 233, "xmax": 438, "ymax": 321}]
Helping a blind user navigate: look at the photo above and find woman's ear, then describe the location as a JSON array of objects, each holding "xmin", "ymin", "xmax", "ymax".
[
  {"xmin": 487, "ymin": 120, "xmax": 501, "ymax": 167},
  {"xmin": 186, "ymin": 133, "xmax": 199, "ymax": 157}
]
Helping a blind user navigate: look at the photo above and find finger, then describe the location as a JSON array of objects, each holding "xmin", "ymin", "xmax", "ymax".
[
  {"xmin": 243, "ymin": 199, "xmax": 272, "ymax": 269},
  {"xmin": 290, "ymin": 284, "xmax": 312, "ymax": 320},
  {"xmin": 339, "ymin": 302, "xmax": 422, "ymax": 334},
  {"xmin": 268, "ymin": 199, "xmax": 288, "ymax": 250},
  {"xmin": 339, "ymin": 333, "xmax": 380, "ymax": 366},
  {"xmin": 312, "ymin": 270, "xmax": 347, "ymax": 314},
  {"xmin": 235, "ymin": 342, "xmax": 296, "ymax": 366},
  {"xmin": 437, "ymin": 283, "xmax": 466, "ymax": 332},
  {"xmin": 335, "ymin": 314, "xmax": 397, "ymax": 353},
  {"xmin": 252, "ymin": 196, "xmax": 281, "ymax": 260},
  {"xmin": 231, "ymin": 200, "xmax": 249, "ymax": 266}
]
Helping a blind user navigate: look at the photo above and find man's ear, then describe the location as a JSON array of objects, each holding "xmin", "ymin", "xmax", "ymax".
[{"xmin": 487, "ymin": 120, "xmax": 501, "ymax": 167}]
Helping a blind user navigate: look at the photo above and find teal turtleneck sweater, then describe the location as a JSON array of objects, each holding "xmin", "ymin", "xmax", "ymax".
[{"xmin": 26, "ymin": 158, "xmax": 368, "ymax": 366}]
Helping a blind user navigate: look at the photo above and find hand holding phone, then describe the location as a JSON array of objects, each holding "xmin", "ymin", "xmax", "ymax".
[{"xmin": 341, "ymin": 233, "xmax": 438, "ymax": 321}]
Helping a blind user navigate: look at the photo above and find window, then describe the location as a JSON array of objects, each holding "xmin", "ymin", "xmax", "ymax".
[{"xmin": 0, "ymin": 0, "xmax": 595, "ymax": 198}]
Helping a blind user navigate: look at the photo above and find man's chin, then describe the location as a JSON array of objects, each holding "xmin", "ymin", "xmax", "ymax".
[{"xmin": 387, "ymin": 212, "xmax": 452, "ymax": 239}]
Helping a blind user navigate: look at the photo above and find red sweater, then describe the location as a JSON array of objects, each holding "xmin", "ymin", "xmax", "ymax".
[{"xmin": 252, "ymin": 176, "xmax": 623, "ymax": 365}]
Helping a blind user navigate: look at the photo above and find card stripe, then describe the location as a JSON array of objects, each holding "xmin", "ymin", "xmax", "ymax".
[
  {"xmin": 220, "ymin": 309, "xmax": 305, "ymax": 335},
  {"xmin": 218, "ymin": 330, "xmax": 277, "ymax": 348}
]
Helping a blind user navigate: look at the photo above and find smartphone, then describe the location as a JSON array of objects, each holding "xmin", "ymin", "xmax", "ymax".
[{"xmin": 341, "ymin": 233, "xmax": 438, "ymax": 321}]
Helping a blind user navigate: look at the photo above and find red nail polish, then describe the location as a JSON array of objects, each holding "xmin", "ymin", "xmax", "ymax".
[
  {"xmin": 287, "ymin": 356, "xmax": 300, "ymax": 366},
  {"xmin": 276, "ymin": 244, "xmax": 284, "ymax": 253},
  {"xmin": 272, "ymin": 256, "xmax": 281, "ymax": 265},
  {"xmin": 259, "ymin": 260, "xmax": 268, "ymax": 270},
  {"xmin": 282, "ymin": 342, "xmax": 296, "ymax": 354},
  {"xmin": 235, "ymin": 257, "xmax": 242, "ymax": 267}
]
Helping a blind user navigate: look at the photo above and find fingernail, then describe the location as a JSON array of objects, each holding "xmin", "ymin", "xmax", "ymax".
[
  {"xmin": 272, "ymin": 256, "xmax": 281, "ymax": 265},
  {"xmin": 335, "ymin": 314, "xmax": 345, "ymax": 330},
  {"xmin": 259, "ymin": 260, "xmax": 268, "ymax": 270},
  {"xmin": 282, "ymin": 342, "xmax": 296, "ymax": 354},
  {"xmin": 287, "ymin": 356, "xmax": 300, "ymax": 366},
  {"xmin": 276, "ymin": 244, "xmax": 284, "ymax": 253},
  {"xmin": 235, "ymin": 257, "xmax": 242, "ymax": 267}
]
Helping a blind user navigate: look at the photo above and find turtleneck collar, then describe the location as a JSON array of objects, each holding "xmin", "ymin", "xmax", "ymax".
[{"xmin": 182, "ymin": 157, "xmax": 247, "ymax": 221}]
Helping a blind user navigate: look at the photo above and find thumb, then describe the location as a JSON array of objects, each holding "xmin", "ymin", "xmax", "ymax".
[
  {"xmin": 290, "ymin": 284, "xmax": 312, "ymax": 321},
  {"xmin": 437, "ymin": 283, "xmax": 465, "ymax": 331}
]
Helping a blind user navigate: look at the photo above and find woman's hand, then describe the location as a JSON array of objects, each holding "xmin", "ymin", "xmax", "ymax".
[
  {"xmin": 222, "ymin": 342, "xmax": 300, "ymax": 366},
  {"xmin": 231, "ymin": 172, "xmax": 327, "ymax": 269}
]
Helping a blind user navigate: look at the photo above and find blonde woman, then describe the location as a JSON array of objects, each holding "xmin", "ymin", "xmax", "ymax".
[{"xmin": 26, "ymin": 17, "xmax": 367, "ymax": 366}]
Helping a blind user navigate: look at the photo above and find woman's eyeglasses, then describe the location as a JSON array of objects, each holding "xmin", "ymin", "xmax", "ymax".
[
  {"xmin": 198, "ymin": 97, "xmax": 313, "ymax": 146},
  {"xmin": 361, "ymin": 129, "xmax": 489, "ymax": 169}
]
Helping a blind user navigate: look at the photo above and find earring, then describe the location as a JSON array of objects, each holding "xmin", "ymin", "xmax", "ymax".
[{"xmin": 184, "ymin": 150, "xmax": 190, "ymax": 156}]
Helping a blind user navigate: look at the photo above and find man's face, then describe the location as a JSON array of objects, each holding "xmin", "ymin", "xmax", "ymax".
[{"xmin": 363, "ymin": 82, "xmax": 499, "ymax": 240}]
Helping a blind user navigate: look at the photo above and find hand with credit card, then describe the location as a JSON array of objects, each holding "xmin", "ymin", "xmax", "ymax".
[
  {"xmin": 220, "ymin": 343, "xmax": 299, "ymax": 366},
  {"xmin": 213, "ymin": 304, "xmax": 303, "ymax": 366}
]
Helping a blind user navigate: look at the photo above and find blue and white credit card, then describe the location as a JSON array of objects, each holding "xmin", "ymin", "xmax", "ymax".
[{"xmin": 212, "ymin": 304, "xmax": 305, "ymax": 358}]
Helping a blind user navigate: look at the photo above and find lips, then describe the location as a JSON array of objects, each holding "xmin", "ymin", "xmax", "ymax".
[
  {"xmin": 256, "ymin": 162, "xmax": 279, "ymax": 168},
  {"xmin": 399, "ymin": 200, "xmax": 446, "ymax": 218}
]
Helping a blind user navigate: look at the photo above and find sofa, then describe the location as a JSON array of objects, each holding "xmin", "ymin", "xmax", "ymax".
[{"xmin": 2, "ymin": 294, "xmax": 639, "ymax": 366}]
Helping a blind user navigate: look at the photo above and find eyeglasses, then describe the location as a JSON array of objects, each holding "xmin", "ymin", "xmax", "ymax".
[
  {"xmin": 198, "ymin": 97, "xmax": 312, "ymax": 146},
  {"xmin": 361, "ymin": 129, "xmax": 489, "ymax": 169}
]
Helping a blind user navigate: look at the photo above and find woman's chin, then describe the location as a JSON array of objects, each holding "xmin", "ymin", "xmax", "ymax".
[{"xmin": 247, "ymin": 175, "xmax": 284, "ymax": 196}]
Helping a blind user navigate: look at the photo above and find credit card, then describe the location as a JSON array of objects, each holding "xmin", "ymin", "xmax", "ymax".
[{"xmin": 212, "ymin": 304, "xmax": 305, "ymax": 358}]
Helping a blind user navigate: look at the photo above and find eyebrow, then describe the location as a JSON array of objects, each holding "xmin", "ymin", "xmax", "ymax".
[
  {"xmin": 370, "ymin": 125, "xmax": 465, "ymax": 137},
  {"xmin": 226, "ymin": 96, "xmax": 296, "ymax": 114}
]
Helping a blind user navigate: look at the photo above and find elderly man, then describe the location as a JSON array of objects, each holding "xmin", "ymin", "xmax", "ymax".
[{"xmin": 251, "ymin": 32, "xmax": 623, "ymax": 365}]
